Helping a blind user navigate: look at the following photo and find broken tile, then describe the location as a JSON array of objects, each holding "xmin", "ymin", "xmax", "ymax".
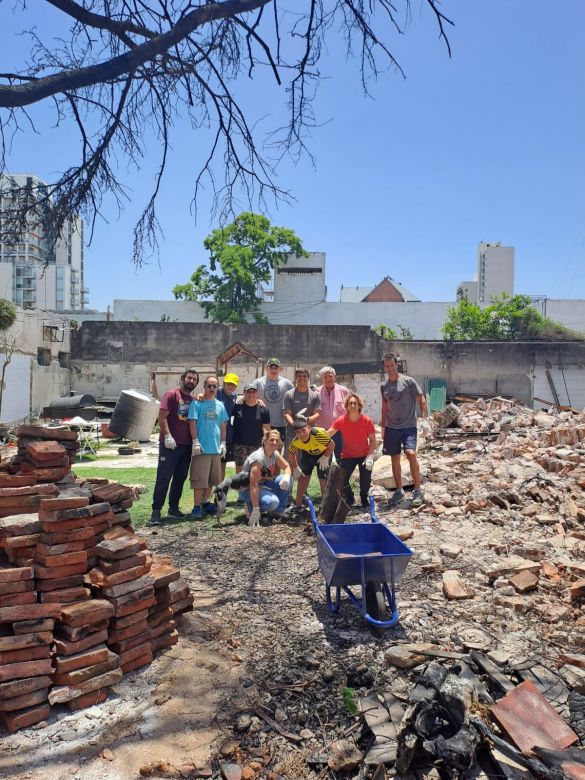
[{"xmin": 490, "ymin": 679, "xmax": 578, "ymax": 755}]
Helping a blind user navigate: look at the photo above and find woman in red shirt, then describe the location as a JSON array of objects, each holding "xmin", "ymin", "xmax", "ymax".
[{"xmin": 328, "ymin": 393, "xmax": 377, "ymax": 508}]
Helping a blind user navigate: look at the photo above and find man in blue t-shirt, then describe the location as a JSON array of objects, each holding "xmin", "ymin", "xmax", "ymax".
[{"xmin": 188, "ymin": 375, "xmax": 229, "ymax": 520}]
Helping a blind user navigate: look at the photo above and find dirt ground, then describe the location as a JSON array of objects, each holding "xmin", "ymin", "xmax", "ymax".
[{"xmin": 1, "ymin": 405, "xmax": 584, "ymax": 778}]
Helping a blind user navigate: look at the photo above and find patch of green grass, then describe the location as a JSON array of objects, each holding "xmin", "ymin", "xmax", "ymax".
[
  {"xmin": 73, "ymin": 464, "xmax": 325, "ymax": 529},
  {"xmin": 342, "ymin": 687, "xmax": 358, "ymax": 716}
]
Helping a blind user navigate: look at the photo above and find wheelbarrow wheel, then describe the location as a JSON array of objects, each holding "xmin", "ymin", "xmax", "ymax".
[{"xmin": 365, "ymin": 582, "xmax": 386, "ymax": 626}]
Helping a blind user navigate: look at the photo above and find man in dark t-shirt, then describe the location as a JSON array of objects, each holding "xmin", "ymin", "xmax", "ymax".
[
  {"xmin": 150, "ymin": 368, "xmax": 199, "ymax": 524},
  {"xmin": 232, "ymin": 384, "xmax": 271, "ymax": 471},
  {"xmin": 217, "ymin": 372, "xmax": 239, "ymax": 479}
]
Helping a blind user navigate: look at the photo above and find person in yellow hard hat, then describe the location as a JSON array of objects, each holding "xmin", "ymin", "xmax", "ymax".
[{"xmin": 217, "ymin": 372, "xmax": 239, "ymax": 478}]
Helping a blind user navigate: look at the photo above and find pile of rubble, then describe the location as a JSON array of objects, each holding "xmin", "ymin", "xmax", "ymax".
[
  {"xmin": 0, "ymin": 425, "xmax": 193, "ymax": 733},
  {"xmin": 356, "ymin": 652, "xmax": 585, "ymax": 779},
  {"xmin": 203, "ymin": 396, "xmax": 585, "ymax": 779}
]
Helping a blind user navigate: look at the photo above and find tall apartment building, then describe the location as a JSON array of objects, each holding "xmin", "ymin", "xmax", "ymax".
[
  {"xmin": 0, "ymin": 174, "xmax": 88, "ymax": 311},
  {"xmin": 457, "ymin": 242, "xmax": 514, "ymax": 304}
]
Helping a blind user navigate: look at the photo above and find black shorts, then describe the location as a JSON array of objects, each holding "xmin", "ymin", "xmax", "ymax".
[{"xmin": 298, "ymin": 451, "xmax": 330, "ymax": 480}]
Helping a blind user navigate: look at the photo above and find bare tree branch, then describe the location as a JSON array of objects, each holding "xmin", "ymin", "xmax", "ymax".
[{"xmin": 0, "ymin": 1, "xmax": 454, "ymax": 264}]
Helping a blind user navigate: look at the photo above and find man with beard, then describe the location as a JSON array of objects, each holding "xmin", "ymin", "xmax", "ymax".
[{"xmin": 150, "ymin": 368, "xmax": 199, "ymax": 524}]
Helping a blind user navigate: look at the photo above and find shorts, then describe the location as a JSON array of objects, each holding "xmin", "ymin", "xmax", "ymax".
[
  {"xmin": 233, "ymin": 443, "xmax": 257, "ymax": 470},
  {"xmin": 298, "ymin": 451, "xmax": 330, "ymax": 481},
  {"xmin": 383, "ymin": 427, "xmax": 417, "ymax": 456},
  {"xmin": 190, "ymin": 454, "xmax": 223, "ymax": 490}
]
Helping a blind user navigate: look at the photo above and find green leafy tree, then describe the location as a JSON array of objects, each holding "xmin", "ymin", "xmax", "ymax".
[
  {"xmin": 173, "ymin": 212, "xmax": 307, "ymax": 324},
  {"xmin": 442, "ymin": 293, "xmax": 583, "ymax": 341}
]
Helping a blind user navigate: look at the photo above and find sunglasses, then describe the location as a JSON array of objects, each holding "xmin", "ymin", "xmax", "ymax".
[{"xmin": 206, "ymin": 384, "xmax": 218, "ymax": 389}]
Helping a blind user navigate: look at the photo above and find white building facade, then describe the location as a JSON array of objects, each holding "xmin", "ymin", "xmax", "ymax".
[
  {"xmin": 458, "ymin": 241, "xmax": 514, "ymax": 303},
  {"xmin": 0, "ymin": 174, "xmax": 88, "ymax": 311}
]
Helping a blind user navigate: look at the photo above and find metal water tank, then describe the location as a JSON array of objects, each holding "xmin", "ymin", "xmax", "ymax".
[
  {"xmin": 108, "ymin": 389, "xmax": 161, "ymax": 442},
  {"xmin": 48, "ymin": 394, "xmax": 97, "ymax": 421}
]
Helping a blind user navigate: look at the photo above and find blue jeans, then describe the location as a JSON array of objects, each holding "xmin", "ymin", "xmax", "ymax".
[{"xmin": 239, "ymin": 475, "xmax": 292, "ymax": 513}]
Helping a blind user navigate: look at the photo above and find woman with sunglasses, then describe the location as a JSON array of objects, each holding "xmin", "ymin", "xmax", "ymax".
[{"xmin": 327, "ymin": 393, "xmax": 376, "ymax": 509}]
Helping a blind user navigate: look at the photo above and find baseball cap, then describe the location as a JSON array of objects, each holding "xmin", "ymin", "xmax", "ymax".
[
  {"xmin": 266, "ymin": 357, "xmax": 281, "ymax": 367},
  {"xmin": 293, "ymin": 416, "xmax": 309, "ymax": 429},
  {"xmin": 223, "ymin": 372, "xmax": 239, "ymax": 386},
  {"xmin": 244, "ymin": 383, "xmax": 257, "ymax": 392}
]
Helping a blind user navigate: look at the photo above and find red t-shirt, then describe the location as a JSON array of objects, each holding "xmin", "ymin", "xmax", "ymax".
[
  {"xmin": 159, "ymin": 388, "xmax": 193, "ymax": 446},
  {"xmin": 331, "ymin": 414, "xmax": 375, "ymax": 459}
]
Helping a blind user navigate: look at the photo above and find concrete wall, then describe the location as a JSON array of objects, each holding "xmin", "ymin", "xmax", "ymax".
[
  {"xmin": 112, "ymin": 299, "xmax": 452, "ymax": 338},
  {"xmin": 111, "ymin": 296, "xmax": 585, "ymax": 339},
  {"xmin": 70, "ymin": 321, "xmax": 585, "ymax": 414},
  {"xmin": 0, "ymin": 308, "xmax": 71, "ymax": 422}
]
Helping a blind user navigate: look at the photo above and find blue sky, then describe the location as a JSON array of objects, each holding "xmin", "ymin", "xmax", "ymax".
[{"xmin": 2, "ymin": 1, "xmax": 584, "ymax": 310}]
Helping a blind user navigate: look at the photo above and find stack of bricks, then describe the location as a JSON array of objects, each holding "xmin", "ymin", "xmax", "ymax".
[
  {"xmin": 169, "ymin": 578, "xmax": 194, "ymax": 619},
  {"xmin": 0, "ymin": 577, "xmax": 59, "ymax": 733},
  {"xmin": 10, "ymin": 426, "xmax": 79, "ymax": 483},
  {"xmin": 90, "ymin": 536, "xmax": 156, "ymax": 674},
  {"xmin": 0, "ymin": 474, "xmax": 58, "ymax": 523},
  {"xmin": 35, "ymin": 496, "xmax": 113, "ymax": 606},
  {"xmin": 86, "ymin": 482, "xmax": 136, "ymax": 532},
  {"xmin": 148, "ymin": 560, "xmax": 180, "ymax": 655},
  {"xmin": 0, "ymin": 504, "xmax": 45, "ymax": 569},
  {"xmin": 50, "ymin": 600, "xmax": 122, "ymax": 712}
]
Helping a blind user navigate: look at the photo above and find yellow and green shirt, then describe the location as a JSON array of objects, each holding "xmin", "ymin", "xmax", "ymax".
[{"xmin": 288, "ymin": 427, "xmax": 331, "ymax": 457}]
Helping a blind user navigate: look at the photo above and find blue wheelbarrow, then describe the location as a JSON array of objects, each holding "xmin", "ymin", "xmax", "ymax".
[{"xmin": 307, "ymin": 496, "xmax": 412, "ymax": 628}]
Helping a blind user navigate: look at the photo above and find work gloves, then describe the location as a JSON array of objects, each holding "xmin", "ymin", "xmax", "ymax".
[
  {"xmin": 279, "ymin": 473, "xmax": 291, "ymax": 491},
  {"xmin": 164, "ymin": 434, "xmax": 176, "ymax": 450},
  {"xmin": 318, "ymin": 454, "xmax": 331, "ymax": 471},
  {"xmin": 191, "ymin": 438, "xmax": 202, "ymax": 456},
  {"xmin": 219, "ymin": 442, "xmax": 227, "ymax": 458},
  {"xmin": 293, "ymin": 467, "xmax": 305, "ymax": 480},
  {"xmin": 249, "ymin": 507, "xmax": 261, "ymax": 527},
  {"xmin": 364, "ymin": 456, "xmax": 374, "ymax": 471}
]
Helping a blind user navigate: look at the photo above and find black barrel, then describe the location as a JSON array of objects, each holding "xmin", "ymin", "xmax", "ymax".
[{"xmin": 48, "ymin": 394, "xmax": 97, "ymax": 421}]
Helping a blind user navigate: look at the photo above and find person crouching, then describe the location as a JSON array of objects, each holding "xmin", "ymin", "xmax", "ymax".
[{"xmin": 239, "ymin": 429, "xmax": 293, "ymax": 527}]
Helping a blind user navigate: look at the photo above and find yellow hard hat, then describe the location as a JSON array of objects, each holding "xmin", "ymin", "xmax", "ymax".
[{"xmin": 223, "ymin": 373, "xmax": 240, "ymax": 386}]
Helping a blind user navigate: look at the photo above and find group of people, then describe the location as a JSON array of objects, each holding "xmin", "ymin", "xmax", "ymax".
[{"xmin": 149, "ymin": 354, "xmax": 427, "ymax": 526}]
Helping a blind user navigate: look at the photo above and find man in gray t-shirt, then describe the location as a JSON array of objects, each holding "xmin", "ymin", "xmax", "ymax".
[
  {"xmin": 251, "ymin": 357, "xmax": 293, "ymax": 436},
  {"xmin": 283, "ymin": 368, "xmax": 321, "ymax": 454},
  {"xmin": 380, "ymin": 353, "xmax": 428, "ymax": 508}
]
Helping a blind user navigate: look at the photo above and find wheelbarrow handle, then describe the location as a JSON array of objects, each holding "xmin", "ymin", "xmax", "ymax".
[{"xmin": 304, "ymin": 495, "xmax": 319, "ymax": 528}]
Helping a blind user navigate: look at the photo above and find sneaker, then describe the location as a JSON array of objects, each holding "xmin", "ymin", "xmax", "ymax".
[
  {"xmin": 202, "ymin": 501, "xmax": 217, "ymax": 515},
  {"xmin": 167, "ymin": 507, "xmax": 186, "ymax": 519},
  {"xmin": 411, "ymin": 489, "xmax": 425, "ymax": 508},
  {"xmin": 387, "ymin": 488, "xmax": 406, "ymax": 508},
  {"xmin": 190, "ymin": 506, "xmax": 203, "ymax": 520},
  {"xmin": 149, "ymin": 509, "xmax": 162, "ymax": 525},
  {"xmin": 361, "ymin": 496, "xmax": 370, "ymax": 509}
]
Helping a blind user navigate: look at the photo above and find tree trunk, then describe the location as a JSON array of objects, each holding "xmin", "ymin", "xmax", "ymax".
[{"xmin": 318, "ymin": 463, "xmax": 347, "ymax": 524}]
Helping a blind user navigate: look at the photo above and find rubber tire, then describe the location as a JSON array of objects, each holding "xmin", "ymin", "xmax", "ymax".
[{"xmin": 365, "ymin": 582, "xmax": 386, "ymax": 623}]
